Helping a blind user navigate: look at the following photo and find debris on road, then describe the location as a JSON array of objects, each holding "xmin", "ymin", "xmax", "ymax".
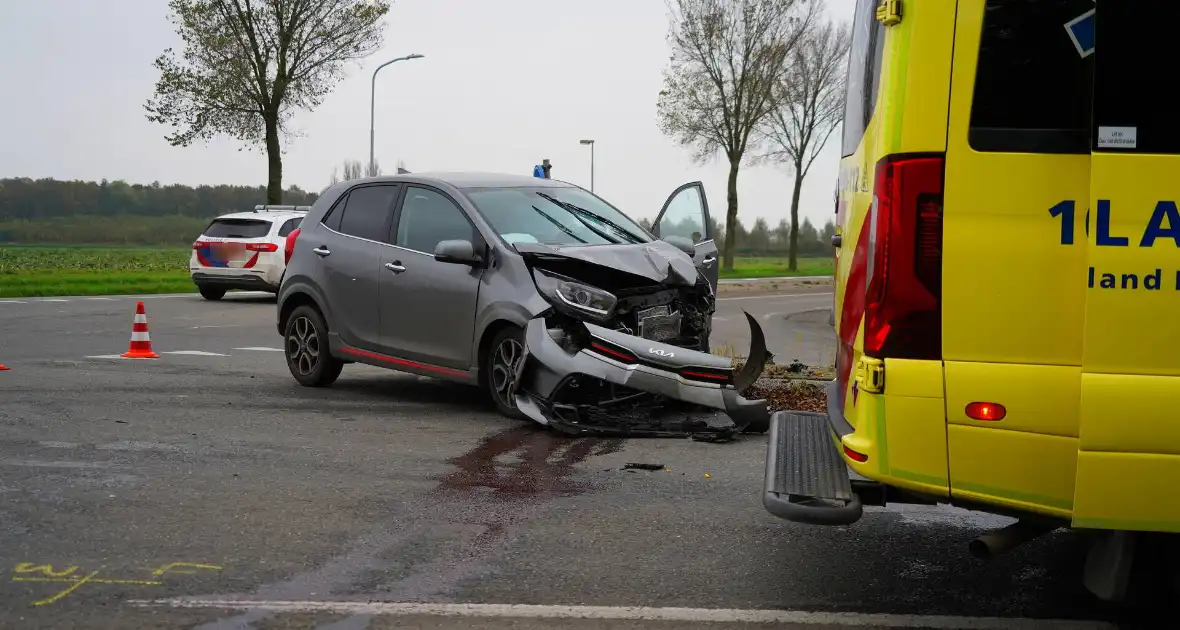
[{"xmin": 623, "ymin": 463, "xmax": 664, "ymax": 471}]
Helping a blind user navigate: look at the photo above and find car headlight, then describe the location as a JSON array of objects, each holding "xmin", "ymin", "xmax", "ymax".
[{"xmin": 532, "ymin": 268, "xmax": 617, "ymax": 322}]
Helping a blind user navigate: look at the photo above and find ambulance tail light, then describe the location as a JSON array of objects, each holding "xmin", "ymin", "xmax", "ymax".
[{"xmin": 864, "ymin": 154, "xmax": 944, "ymax": 361}]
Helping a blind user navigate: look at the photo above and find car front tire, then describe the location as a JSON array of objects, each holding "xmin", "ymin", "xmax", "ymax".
[
  {"xmin": 484, "ymin": 325, "xmax": 527, "ymax": 420},
  {"xmin": 284, "ymin": 305, "xmax": 343, "ymax": 387}
]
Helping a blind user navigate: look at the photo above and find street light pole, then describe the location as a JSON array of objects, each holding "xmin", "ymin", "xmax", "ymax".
[
  {"xmin": 579, "ymin": 139, "xmax": 595, "ymax": 192},
  {"xmin": 370, "ymin": 53, "xmax": 425, "ymax": 175}
]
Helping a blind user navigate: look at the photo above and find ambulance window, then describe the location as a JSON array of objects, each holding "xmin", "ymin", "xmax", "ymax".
[
  {"xmin": 969, "ymin": 0, "xmax": 1094, "ymax": 154},
  {"xmin": 1092, "ymin": 5, "xmax": 1180, "ymax": 154},
  {"xmin": 840, "ymin": 0, "xmax": 885, "ymax": 157}
]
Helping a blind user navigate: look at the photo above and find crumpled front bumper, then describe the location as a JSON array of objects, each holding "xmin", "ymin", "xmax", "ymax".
[{"xmin": 511, "ymin": 314, "xmax": 770, "ymax": 438}]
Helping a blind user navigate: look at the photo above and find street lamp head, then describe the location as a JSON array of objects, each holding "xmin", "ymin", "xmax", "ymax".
[
  {"xmin": 579, "ymin": 139, "xmax": 594, "ymax": 145},
  {"xmin": 406, "ymin": 53, "xmax": 425, "ymax": 60}
]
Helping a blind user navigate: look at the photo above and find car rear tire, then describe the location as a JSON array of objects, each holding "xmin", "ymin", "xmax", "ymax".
[
  {"xmin": 484, "ymin": 325, "xmax": 527, "ymax": 420},
  {"xmin": 284, "ymin": 305, "xmax": 343, "ymax": 387},
  {"xmin": 198, "ymin": 285, "xmax": 226, "ymax": 301}
]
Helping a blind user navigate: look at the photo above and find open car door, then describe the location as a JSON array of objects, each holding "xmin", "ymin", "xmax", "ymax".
[{"xmin": 651, "ymin": 182, "xmax": 720, "ymax": 293}]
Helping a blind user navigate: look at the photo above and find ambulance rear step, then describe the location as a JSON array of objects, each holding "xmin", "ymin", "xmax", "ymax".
[
  {"xmin": 763, "ymin": 410, "xmax": 936, "ymax": 525},
  {"xmin": 762, "ymin": 411, "xmax": 864, "ymax": 525}
]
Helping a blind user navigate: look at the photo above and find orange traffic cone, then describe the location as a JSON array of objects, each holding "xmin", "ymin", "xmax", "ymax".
[
  {"xmin": 121, "ymin": 301, "xmax": 159, "ymax": 359},
  {"xmin": 0, "ymin": 363, "xmax": 8, "ymax": 371}
]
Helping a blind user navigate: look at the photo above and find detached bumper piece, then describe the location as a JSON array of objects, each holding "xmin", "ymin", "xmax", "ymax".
[
  {"xmin": 513, "ymin": 316, "xmax": 770, "ymax": 439},
  {"xmin": 762, "ymin": 411, "xmax": 863, "ymax": 525}
]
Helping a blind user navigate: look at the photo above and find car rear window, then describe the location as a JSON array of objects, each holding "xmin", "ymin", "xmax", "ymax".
[
  {"xmin": 203, "ymin": 218, "xmax": 272, "ymax": 239},
  {"xmin": 969, "ymin": 0, "xmax": 1094, "ymax": 154}
]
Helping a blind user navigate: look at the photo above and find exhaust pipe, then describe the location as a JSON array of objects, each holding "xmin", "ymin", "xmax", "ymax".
[{"xmin": 969, "ymin": 520, "xmax": 1057, "ymax": 560}]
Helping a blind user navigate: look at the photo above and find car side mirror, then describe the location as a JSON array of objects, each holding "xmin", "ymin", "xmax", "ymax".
[
  {"xmin": 661, "ymin": 235, "xmax": 696, "ymax": 257},
  {"xmin": 434, "ymin": 239, "xmax": 482, "ymax": 266}
]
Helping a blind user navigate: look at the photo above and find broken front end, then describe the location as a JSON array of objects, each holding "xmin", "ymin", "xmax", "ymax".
[{"xmin": 510, "ymin": 245, "xmax": 770, "ymax": 438}]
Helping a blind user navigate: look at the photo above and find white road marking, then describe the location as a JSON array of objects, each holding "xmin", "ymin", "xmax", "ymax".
[
  {"xmin": 129, "ymin": 600, "xmax": 1115, "ymax": 629},
  {"xmin": 716, "ymin": 292, "xmax": 833, "ymax": 302},
  {"xmin": 37, "ymin": 298, "xmax": 69, "ymax": 302},
  {"xmin": 161, "ymin": 350, "xmax": 229, "ymax": 356},
  {"xmin": 84, "ymin": 297, "xmax": 116, "ymax": 301},
  {"xmin": 85, "ymin": 355, "xmax": 131, "ymax": 360},
  {"xmin": 235, "ymin": 347, "xmax": 284, "ymax": 352},
  {"xmin": 191, "ymin": 325, "xmax": 243, "ymax": 329},
  {"xmin": 0, "ymin": 300, "xmax": 27, "ymax": 304}
]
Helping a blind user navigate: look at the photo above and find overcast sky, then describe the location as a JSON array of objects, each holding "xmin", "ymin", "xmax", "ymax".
[{"xmin": 1, "ymin": 0, "xmax": 855, "ymax": 228}]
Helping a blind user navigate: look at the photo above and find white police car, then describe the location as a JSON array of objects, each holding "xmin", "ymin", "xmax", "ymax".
[{"xmin": 189, "ymin": 205, "xmax": 307, "ymax": 300}]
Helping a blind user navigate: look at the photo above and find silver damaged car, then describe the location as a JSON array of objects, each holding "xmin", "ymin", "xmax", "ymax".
[{"xmin": 276, "ymin": 172, "xmax": 769, "ymax": 438}]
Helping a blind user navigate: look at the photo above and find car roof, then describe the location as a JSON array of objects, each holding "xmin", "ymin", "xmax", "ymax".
[
  {"xmin": 210, "ymin": 211, "xmax": 305, "ymax": 222},
  {"xmin": 338, "ymin": 172, "xmax": 577, "ymax": 190}
]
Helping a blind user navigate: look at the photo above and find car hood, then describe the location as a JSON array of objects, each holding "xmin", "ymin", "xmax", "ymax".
[{"xmin": 513, "ymin": 240, "xmax": 701, "ymax": 286}]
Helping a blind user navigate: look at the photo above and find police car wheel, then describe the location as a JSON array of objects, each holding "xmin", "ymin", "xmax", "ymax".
[{"xmin": 198, "ymin": 285, "xmax": 226, "ymax": 301}]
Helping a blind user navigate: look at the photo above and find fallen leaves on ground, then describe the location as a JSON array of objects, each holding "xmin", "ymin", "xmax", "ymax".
[{"xmin": 745, "ymin": 380, "xmax": 827, "ymax": 413}]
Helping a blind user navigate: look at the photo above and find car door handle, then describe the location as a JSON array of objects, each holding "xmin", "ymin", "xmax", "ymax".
[
  {"xmin": 702, "ymin": 255, "xmax": 717, "ymax": 267},
  {"xmin": 312, "ymin": 246, "xmax": 331, "ymax": 257},
  {"xmin": 385, "ymin": 261, "xmax": 406, "ymax": 274},
  {"xmin": 831, "ymin": 234, "xmax": 842, "ymax": 247}
]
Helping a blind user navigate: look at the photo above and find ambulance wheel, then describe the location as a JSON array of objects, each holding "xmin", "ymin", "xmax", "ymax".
[{"xmin": 198, "ymin": 285, "xmax": 226, "ymax": 301}]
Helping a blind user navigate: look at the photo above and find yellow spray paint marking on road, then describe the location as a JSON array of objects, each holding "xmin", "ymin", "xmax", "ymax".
[{"xmin": 11, "ymin": 561, "xmax": 223, "ymax": 606}]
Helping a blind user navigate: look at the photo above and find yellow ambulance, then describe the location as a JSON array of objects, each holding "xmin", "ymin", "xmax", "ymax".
[{"xmin": 762, "ymin": 0, "xmax": 1180, "ymax": 602}]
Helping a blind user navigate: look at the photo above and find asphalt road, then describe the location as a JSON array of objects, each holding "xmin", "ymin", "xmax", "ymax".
[{"xmin": 0, "ymin": 286, "xmax": 1138, "ymax": 629}]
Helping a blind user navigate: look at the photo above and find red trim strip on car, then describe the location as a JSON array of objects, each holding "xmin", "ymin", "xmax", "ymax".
[{"xmin": 338, "ymin": 346, "xmax": 470, "ymax": 378}]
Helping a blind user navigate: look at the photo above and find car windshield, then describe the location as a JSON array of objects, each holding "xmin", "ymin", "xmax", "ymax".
[{"xmin": 463, "ymin": 186, "xmax": 652, "ymax": 246}]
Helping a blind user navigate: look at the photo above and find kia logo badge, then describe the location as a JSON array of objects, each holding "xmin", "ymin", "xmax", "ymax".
[{"xmin": 648, "ymin": 348, "xmax": 674, "ymax": 358}]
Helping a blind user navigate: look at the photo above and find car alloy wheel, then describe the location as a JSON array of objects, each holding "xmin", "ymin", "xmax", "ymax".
[
  {"xmin": 287, "ymin": 315, "xmax": 320, "ymax": 377},
  {"xmin": 490, "ymin": 336, "xmax": 524, "ymax": 411}
]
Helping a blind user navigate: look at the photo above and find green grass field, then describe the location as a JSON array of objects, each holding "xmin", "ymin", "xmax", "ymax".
[
  {"xmin": 0, "ymin": 245, "xmax": 194, "ymax": 298},
  {"xmin": 717, "ymin": 255, "xmax": 833, "ymax": 279},
  {"xmin": 0, "ymin": 245, "xmax": 833, "ymax": 298}
]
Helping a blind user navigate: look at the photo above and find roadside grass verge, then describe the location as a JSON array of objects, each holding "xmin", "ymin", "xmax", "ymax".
[
  {"xmin": 0, "ymin": 246, "xmax": 833, "ymax": 297},
  {"xmin": 0, "ymin": 245, "xmax": 193, "ymax": 298},
  {"xmin": 720, "ymin": 256, "xmax": 833, "ymax": 279}
]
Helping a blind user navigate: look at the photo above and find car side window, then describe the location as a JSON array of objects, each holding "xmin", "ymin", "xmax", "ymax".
[
  {"xmin": 321, "ymin": 194, "xmax": 346, "ymax": 232},
  {"xmin": 657, "ymin": 186, "xmax": 707, "ymax": 244},
  {"xmin": 277, "ymin": 218, "xmax": 301, "ymax": 237},
  {"xmin": 395, "ymin": 187, "xmax": 475, "ymax": 254},
  {"xmin": 337, "ymin": 185, "xmax": 398, "ymax": 242}
]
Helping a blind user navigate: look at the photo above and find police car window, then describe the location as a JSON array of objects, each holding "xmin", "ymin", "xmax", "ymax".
[
  {"xmin": 1092, "ymin": 5, "xmax": 1180, "ymax": 154},
  {"xmin": 395, "ymin": 187, "xmax": 475, "ymax": 254},
  {"xmin": 277, "ymin": 218, "xmax": 301, "ymax": 237},
  {"xmin": 969, "ymin": 0, "xmax": 1094, "ymax": 154},
  {"xmin": 203, "ymin": 218, "xmax": 271, "ymax": 239},
  {"xmin": 840, "ymin": 0, "xmax": 884, "ymax": 157},
  {"xmin": 337, "ymin": 185, "xmax": 398, "ymax": 242}
]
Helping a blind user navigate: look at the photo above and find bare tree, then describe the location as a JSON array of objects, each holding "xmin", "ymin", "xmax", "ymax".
[
  {"xmin": 342, "ymin": 159, "xmax": 365, "ymax": 180},
  {"xmin": 759, "ymin": 11, "xmax": 850, "ymax": 270},
  {"xmin": 145, "ymin": 0, "xmax": 390, "ymax": 204},
  {"xmin": 656, "ymin": 0, "xmax": 818, "ymax": 271}
]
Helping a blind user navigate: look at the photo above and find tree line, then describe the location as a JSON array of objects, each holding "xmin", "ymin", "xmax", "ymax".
[{"xmin": 0, "ymin": 175, "xmax": 834, "ymax": 254}]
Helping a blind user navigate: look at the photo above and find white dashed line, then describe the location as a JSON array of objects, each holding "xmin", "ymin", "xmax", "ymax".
[
  {"xmin": 161, "ymin": 351, "xmax": 229, "ymax": 357},
  {"xmin": 37, "ymin": 298, "xmax": 69, "ymax": 302},
  {"xmin": 128, "ymin": 600, "xmax": 1116, "ymax": 629},
  {"xmin": 235, "ymin": 347, "xmax": 284, "ymax": 352},
  {"xmin": 0, "ymin": 300, "xmax": 27, "ymax": 304},
  {"xmin": 84, "ymin": 297, "xmax": 116, "ymax": 301},
  {"xmin": 85, "ymin": 355, "xmax": 134, "ymax": 360}
]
